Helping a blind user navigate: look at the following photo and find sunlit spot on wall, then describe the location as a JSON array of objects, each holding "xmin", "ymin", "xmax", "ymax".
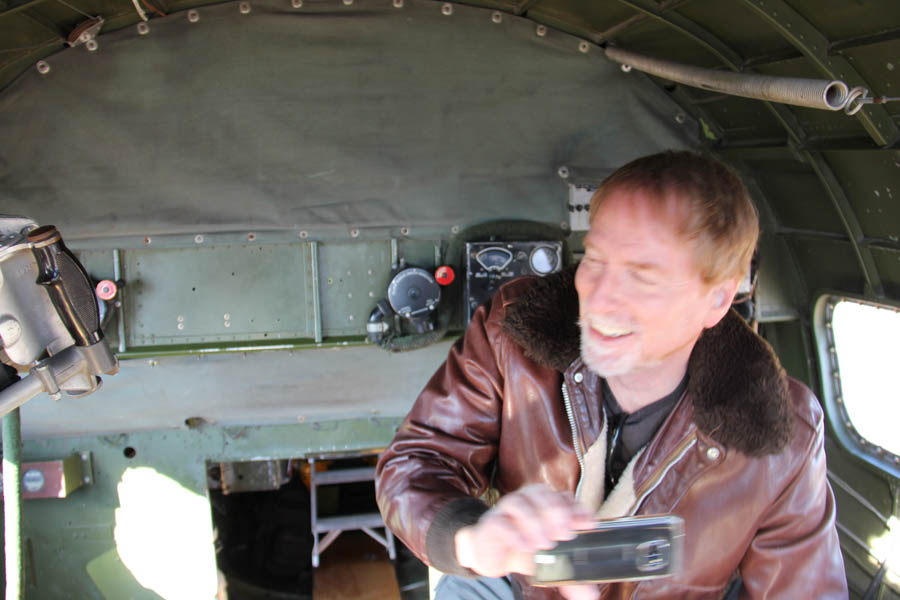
[
  {"xmin": 869, "ymin": 516, "xmax": 900, "ymax": 586},
  {"xmin": 114, "ymin": 467, "xmax": 218, "ymax": 600}
]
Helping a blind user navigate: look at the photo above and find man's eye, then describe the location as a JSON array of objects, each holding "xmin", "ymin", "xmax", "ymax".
[{"xmin": 630, "ymin": 270, "xmax": 656, "ymax": 285}]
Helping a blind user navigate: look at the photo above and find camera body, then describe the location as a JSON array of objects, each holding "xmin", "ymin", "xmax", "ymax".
[{"xmin": 531, "ymin": 515, "xmax": 685, "ymax": 586}]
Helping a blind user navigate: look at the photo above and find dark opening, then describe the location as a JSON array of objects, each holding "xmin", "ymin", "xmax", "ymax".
[{"xmin": 207, "ymin": 457, "xmax": 427, "ymax": 600}]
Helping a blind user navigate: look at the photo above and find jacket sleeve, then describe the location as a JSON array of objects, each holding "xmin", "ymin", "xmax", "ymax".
[
  {"xmin": 375, "ymin": 294, "xmax": 510, "ymax": 576},
  {"xmin": 738, "ymin": 384, "xmax": 848, "ymax": 599}
]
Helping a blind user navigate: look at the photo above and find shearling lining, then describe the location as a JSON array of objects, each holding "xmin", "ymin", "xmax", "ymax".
[{"xmin": 501, "ymin": 269, "xmax": 793, "ymax": 456}]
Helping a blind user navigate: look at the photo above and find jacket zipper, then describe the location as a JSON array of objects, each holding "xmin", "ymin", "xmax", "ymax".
[
  {"xmin": 561, "ymin": 381, "xmax": 586, "ymax": 498},
  {"xmin": 630, "ymin": 433, "xmax": 697, "ymax": 515}
]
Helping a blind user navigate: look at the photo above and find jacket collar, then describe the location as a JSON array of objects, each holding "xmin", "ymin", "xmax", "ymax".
[{"xmin": 500, "ymin": 268, "xmax": 793, "ymax": 456}]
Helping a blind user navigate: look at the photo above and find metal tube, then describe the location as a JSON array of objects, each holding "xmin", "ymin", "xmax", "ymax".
[
  {"xmin": 310, "ymin": 242, "xmax": 322, "ymax": 344},
  {"xmin": 3, "ymin": 408, "xmax": 23, "ymax": 600},
  {"xmin": 605, "ymin": 46, "xmax": 850, "ymax": 111},
  {"xmin": 0, "ymin": 375, "xmax": 44, "ymax": 418}
]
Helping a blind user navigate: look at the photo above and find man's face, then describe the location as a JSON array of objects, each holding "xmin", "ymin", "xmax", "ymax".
[{"xmin": 575, "ymin": 187, "xmax": 725, "ymax": 379}]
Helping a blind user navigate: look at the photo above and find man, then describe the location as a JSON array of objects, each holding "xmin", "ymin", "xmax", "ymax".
[{"xmin": 375, "ymin": 151, "xmax": 847, "ymax": 599}]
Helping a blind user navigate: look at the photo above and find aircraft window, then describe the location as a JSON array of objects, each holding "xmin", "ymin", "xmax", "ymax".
[{"xmin": 829, "ymin": 300, "xmax": 900, "ymax": 459}]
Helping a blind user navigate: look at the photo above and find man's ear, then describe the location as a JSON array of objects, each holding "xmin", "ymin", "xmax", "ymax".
[{"xmin": 703, "ymin": 279, "xmax": 740, "ymax": 329}]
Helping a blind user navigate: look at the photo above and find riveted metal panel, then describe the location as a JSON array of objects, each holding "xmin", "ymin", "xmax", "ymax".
[
  {"xmin": 823, "ymin": 150, "xmax": 900, "ymax": 242},
  {"xmin": 317, "ymin": 242, "xmax": 393, "ymax": 338},
  {"xmin": 124, "ymin": 244, "xmax": 314, "ymax": 346}
]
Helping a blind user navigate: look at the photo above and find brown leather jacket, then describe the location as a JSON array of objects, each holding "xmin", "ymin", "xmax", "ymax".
[{"xmin": 376, "ymin": 271, "xmax": 847, "ymax": 599}]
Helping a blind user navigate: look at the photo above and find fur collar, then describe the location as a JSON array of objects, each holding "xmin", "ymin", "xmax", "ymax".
[{"xmin": 501, "ymin": 269, "xmax": 793, "ymax": 456}]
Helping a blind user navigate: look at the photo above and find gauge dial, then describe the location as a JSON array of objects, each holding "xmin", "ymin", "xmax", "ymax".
[
  {"xmin": 475, "ymin": 247, "xmax": 513, "ymax": 272},
  {"xmin": 529, "ymin": 246, "xmax": 559, "ymax": 275}
]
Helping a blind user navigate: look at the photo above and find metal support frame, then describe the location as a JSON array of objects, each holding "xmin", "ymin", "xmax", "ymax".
[
  {"xmin": 112, "ymin": 248, "xmax": 126, "ymax": 353},
  {"xmin": 614, "ymin": 0, "xmax": 808, "ymax": 146},
  {"xmin": 513, "ymin": 0, "xmax": 542, "ymax": 16},
  {"xmin": 801, "ymin": 149, "xmax": 885, "ymax": 298},
  {"xmin": 613, "ymin": 0, "xmax": 885, "ymax": 301},
  {"xmin": 741, "ymin": 0, "xmax": 899, "ymax": 147},
  {"xmin": 0, "ymin": 0, "xmax": 52, "ymax": 20}
]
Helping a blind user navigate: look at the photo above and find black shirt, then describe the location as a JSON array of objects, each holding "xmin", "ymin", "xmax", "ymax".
[{"xmin": 603, "ymin": 374, "xmax": 688, "ymax": 497}]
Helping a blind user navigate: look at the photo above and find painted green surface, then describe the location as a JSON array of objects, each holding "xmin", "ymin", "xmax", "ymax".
[{"xmin": 15, "ymin": 418, "xmax": 400, "ymax": 599}]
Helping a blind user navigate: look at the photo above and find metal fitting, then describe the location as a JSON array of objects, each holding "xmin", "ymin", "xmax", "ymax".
[
  {"xmin": 491, "ymin": 11, "xmax": 502, "ymax": 23},
  {"xmin": 36, "ymin": 61, "xmax": 50, "ymax": 75},
  {"xmin": 536, "ymin": 24, "xmax": 547, "ymax": 37},
  {"xmin": 137, "ymin": 22, "xmax": 150, "ymax": 35},
  {"xmin": 441, "ymin": 3, "xmax": 452, "ymax": 16},
  {"xmin": 188, "ymin": 9, "xmax": 200, "ymax": 22}
]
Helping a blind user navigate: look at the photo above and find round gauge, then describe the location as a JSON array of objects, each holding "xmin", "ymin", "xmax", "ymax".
[
  {"xmin": 475, "ymin": 247, "xmax": 513, "ymax": 272},
  {"xmin": 529, "ymin": 246, "xmax": 559, "ymax": 275},
  {"xmin": 387, "ymin": 267, "xmax": 441, "ymax": 317}
]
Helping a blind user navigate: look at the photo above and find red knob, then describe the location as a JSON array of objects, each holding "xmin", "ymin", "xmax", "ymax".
[
  {"xmin": 435, "ymin": 265, "xmax": 455, "ymax": 286},
  {"xmin": 95, "ymin": 279, "xmax": 118, "ymax": 301}
]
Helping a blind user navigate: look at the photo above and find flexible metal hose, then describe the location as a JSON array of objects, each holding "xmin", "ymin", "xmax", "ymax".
[{"xmin": 605, "ymin": 46, "xmax": 850, "ymax": 111}]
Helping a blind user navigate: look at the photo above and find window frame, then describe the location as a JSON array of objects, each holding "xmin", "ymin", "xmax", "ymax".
[{"xmin": 813, "ymin": 294, "xmax": 900, "ymax": 479}]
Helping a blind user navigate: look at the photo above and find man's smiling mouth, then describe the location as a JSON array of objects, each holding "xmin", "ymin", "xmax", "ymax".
[{"xmin": 583, "ymin": 317, "xmax": 635, "ymax": 339}]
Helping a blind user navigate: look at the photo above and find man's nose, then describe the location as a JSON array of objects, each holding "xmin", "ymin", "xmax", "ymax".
[{"xmin": 583, "ymin": 267, "xmax": 624, "ymax": 312}]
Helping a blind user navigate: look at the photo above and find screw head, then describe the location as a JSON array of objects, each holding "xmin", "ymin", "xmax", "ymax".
[
  {"xmin": 621, "ymin": 64, "xmax": 632, "ymax": 73},
  {"xmin": 392, "ymin": 0, "xmax": 403, "ymax": 6},
  {"xmin": 536, "ymin": 24, "xmax": 547, "ymax": 37},
  {"xmin": 578, "ymin": 41, "xmax": 590, "ymax": 54},
  {"xmin": 194, "ymin": 234, "xmax": 204, "ymax": 244},
  {"xmin": 441, "ymin": 3, "xmax": 452, "ymax": 15},
  {"xmin": 239, "ymin": 1, "xmax": 251, "ymax": 14},
  {"xmin": 188, "ymin": 9, "xmax": 200, "ymax": 22},
  {"xmin": 350, "ymin": 228, "xmax": 360, "ymax": 238},
  {"xmin": 491, "ymin": 11, "xmax": 502, "ymax": 23},
  {"xmin": 137, "ymin": 22, "xmax": 150, "ymax": 35},
  {"xmin": 36, "ymin": 61, "xmax": 50, "ymax": 75},
  {"xmin": 299, "ymin": 230, "xmax": 308, "ymax": 239},
  {"xmin": 86, "ymin": 39, "xmax": 99, "ymax": 52}
]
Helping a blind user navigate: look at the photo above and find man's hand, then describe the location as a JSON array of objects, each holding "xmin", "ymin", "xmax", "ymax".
[{"xmin": 453, "ymin": 483, "xmax": 595, "ymax": 578}]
